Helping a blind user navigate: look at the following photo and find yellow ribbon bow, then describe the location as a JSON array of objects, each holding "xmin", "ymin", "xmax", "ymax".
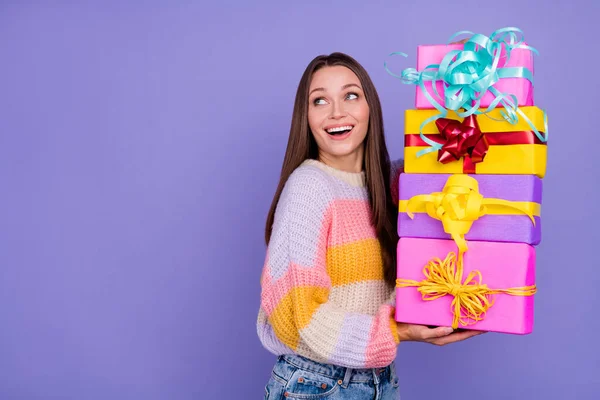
[
  {"xmin": 396, "ymin": 252, "xmax": 537, "ymax": 329},
  {"xmin": 404, "ymin": 174, "xmax": 536, "ymax": 252}
]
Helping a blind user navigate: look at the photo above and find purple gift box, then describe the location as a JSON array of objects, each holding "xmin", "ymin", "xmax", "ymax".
[{"xmin": 398, "ymin": 173, "xmax": 542, "ymax": 246}]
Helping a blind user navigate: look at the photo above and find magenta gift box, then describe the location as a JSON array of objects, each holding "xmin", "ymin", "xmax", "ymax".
[
  {"xmin": 415, "ymin": 43, "xmax": 534, "ymax": 109},
  {"xmin": 395, "ymin": 238, "xmax": 536, "ymax": 334},
  {"xmin": 398, "ymin": 173, "xmax": 542, "ymax": 246}
]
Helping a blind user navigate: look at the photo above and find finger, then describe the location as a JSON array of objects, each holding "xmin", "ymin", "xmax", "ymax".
[
  {"xmin": 428, "ymin": 330, "xmax": 481, "ymax": 345},
  {"xmin": 429, "ymin": 329, "xmax": 484, "ymax": 346},
  {"xmin": 419, "ymin": 326, "xmax": 455, "ymax": 340}
]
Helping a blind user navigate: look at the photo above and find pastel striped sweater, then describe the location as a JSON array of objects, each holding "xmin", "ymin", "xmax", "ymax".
[{"xmin": 257, "ymin": 158, "xmax": 404, "ymax": 369}]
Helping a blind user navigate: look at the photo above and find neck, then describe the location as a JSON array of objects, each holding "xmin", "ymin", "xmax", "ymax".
[
  {"xmin": 318, "ymin": 148, "xmax": 364, "ymax": 173},
  {"xmin": 303, "ymin": 159, "xmax": 365, "ymax": 187}
]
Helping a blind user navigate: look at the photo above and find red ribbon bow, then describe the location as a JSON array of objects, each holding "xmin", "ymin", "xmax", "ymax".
[{"xmin": 435, "ymin": 115, "xmax": 489, "ymax": 165}]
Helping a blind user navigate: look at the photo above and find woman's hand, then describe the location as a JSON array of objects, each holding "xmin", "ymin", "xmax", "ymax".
[{"xmin": 397, "ymin": 323, "xmax": 485, "ymax": 346}]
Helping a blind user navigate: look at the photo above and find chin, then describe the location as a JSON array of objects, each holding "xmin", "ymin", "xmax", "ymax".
[{"xmin": 326, "ymin": 145, "xmax": 363, "ymax": 159}]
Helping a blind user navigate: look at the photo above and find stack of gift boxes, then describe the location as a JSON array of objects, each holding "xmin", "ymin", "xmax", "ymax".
[{"xmin": 388, "ymin": 28, "xmax": 548, "ymax": 334}]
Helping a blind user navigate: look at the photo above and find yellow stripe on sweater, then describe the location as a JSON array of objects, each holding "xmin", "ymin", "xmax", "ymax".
[
  {"xmin": 269, "ymin": 286, "xmax": 329, "ymax": 350},
  {"xmin": 326, "ymin": 238, "xmax": 384, "ymax": 286}
]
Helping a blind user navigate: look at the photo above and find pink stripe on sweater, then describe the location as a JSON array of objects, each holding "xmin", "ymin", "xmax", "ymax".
[
  {"xmin": 364, "ymin": 305, "xmax": 397, "ymax": 368},
  {"xmin": 328, "ymin": 199, "xmax": 378, "ymax": 247},
  {"xmin": 261, "ymin": 261, "xmax": 331, "ymax": 316}
]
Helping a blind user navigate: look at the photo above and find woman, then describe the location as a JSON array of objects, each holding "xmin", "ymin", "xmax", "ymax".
[{"xmin": 256, "ymin": 52, "xmax": 482, "ymax": 399}]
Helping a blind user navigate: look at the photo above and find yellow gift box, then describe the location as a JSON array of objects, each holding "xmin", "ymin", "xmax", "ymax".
[{"xmin": 404, "ymin": 106, "xmax": 547, "ymax": 178}]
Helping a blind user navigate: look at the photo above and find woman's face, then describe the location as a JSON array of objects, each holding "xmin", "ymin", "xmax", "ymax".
[{"xmin": 307, "ymin": 65, "xmax": 370, "ymax": 171}]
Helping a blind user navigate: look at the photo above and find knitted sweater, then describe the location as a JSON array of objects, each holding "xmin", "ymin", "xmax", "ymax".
[{"xmin": 256, "ymin": 158, "xmax": 404, "ymax": 369}]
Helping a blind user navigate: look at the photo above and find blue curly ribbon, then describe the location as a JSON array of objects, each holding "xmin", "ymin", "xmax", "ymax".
[{"xmin": 385, "ymin": 27, "xmax": 548, "ymax": 157}]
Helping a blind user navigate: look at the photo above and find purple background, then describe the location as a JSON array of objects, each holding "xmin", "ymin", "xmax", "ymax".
[{"xmin": 1, "ymin": 1, "xmax": 598, "ymax": 399}]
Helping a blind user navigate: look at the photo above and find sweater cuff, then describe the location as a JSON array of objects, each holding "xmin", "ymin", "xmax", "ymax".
[{"xmin": 389, "ymin": 311, "xmax": 399, "ymax": 344}]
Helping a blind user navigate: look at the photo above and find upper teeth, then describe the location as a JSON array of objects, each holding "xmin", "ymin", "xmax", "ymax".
[{"xmin": 327, "ymin": 126, "xmax": 353, "ymax": 133}]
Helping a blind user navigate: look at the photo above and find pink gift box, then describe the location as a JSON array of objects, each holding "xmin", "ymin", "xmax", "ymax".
[
  {"xmin": 415, "ymin": 43, "xmax": 535, "ymax": 109},
  {"xmin": 395, "ymin": 238, "xmax": 536, "ymax": 334}
]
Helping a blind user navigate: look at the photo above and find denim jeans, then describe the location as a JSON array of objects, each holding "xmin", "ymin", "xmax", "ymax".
[{"xmin": 264, "ymin": 354, "xmax": 400, "ymax": 399}]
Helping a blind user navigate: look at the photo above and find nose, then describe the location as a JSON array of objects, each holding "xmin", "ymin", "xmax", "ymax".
[{"xmin": 329, "ymin": 100, "xmax": 346, "ymax": 119}]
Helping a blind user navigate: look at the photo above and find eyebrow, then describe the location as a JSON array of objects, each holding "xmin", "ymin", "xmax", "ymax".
[{"xmin": 309, "ymin": 83, "xmax": 362, "ymax": 96}]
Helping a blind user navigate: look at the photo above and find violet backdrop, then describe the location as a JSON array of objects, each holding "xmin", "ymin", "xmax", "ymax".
[{"xmin": 1, "ymin": 1, "xmax": 598, "ymax": 399}]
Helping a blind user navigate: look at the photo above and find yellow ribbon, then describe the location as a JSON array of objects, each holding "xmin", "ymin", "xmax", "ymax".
[
  {"xmin": 403, "ymin": 174, "xmax": 536, "ymax": 252},
  {"xmin": 396, "ymin": 251, "xmax": 537, "ymax": 329}
]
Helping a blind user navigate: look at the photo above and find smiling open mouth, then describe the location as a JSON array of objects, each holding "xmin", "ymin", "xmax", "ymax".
[{"xmin": 326, "ymin": 125, "xmax": 354, "ymax": 136}]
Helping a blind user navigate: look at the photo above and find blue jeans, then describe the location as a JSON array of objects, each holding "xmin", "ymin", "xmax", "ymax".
[{"xmin": 264, "ymin": 354, "xmax": 400, "ymax": 399}]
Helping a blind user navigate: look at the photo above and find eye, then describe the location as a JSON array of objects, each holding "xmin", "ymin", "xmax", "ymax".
[
  {"xmin": 346, "ymin": 92, "xmax": 359, "ymax": 100},
  {"xmin": 313, "ymin": 97, "xmax": 327, "ymax": 105}
]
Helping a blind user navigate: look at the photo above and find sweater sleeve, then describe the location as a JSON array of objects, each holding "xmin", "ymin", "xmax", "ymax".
[{"xmin": 260, "ymin": 168, "xmax": 399, "ymax": 369}]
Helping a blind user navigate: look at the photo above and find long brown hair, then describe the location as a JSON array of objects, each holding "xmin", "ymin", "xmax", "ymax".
[{"xmin": 264, "ymin": 52, "xmax": 398, "ymax": 287}]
